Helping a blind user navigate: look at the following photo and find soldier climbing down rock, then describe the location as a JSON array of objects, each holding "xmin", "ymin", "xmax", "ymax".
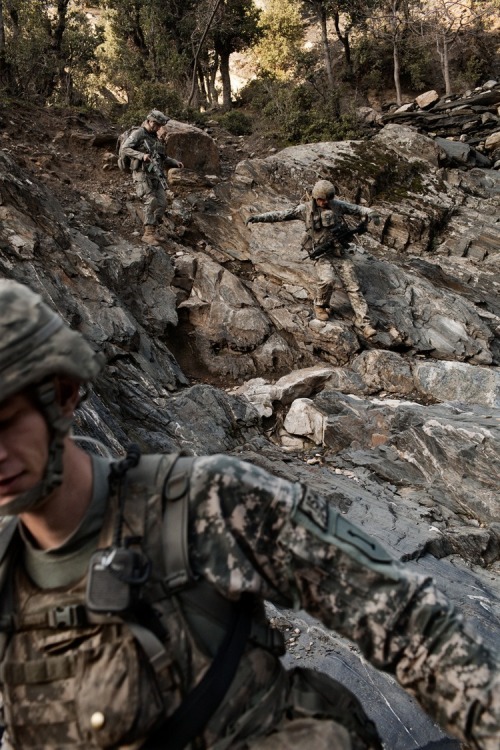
[
  {"xmin": 120, "ymin": 109, "xmax": 184, "ymax": 246},
  {"xmin": 0, "ymin": 279, "xmax": 498, "ymax": 749},
  {"xmin": 246, "ymin": 179, "xmax": 381, "ymax": 337}
]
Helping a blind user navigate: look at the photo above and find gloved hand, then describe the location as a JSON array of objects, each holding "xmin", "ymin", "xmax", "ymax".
[
  {"xmin": 370, "ymin": 212, "xmax": 381, "ymax": 226},
  {"xmin": 245, "ymin": 216, "xmax": 257, "ymax": 226}
]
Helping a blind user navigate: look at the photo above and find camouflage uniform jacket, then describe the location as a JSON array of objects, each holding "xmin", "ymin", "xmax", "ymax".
[
  {"xmin": 121, "ymin": 123, "xmax": 180, "ymax": 173},
  {"xmin": 251, "ymin": 199, "xmax": 373, "ymax": 256},
  {"xmin": 0, "ymin": 453, "xmax": 498, "ymax": 750}
]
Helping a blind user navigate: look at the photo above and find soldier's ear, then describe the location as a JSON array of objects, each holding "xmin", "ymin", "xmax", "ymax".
[{"xmin": 53, "ymin": 376, "xmax": 81, "ymax": 417}]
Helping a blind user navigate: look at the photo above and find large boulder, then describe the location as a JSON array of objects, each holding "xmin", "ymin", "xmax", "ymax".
[{"xmin": 159, "ymin": 119, "xmax": 220, "ymax": 175}]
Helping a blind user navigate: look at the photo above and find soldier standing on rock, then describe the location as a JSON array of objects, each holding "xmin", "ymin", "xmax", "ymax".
[
  {"xmin": 0, "ymin": 279, "xmax": 498, "ymax": 749},
  {"xmin": 246, "ymin": 180, "xmax": 381, "ymax": 338},
  {"xmin": 120, "ymin": 109, "xmax": 183, "ymax": 247}
]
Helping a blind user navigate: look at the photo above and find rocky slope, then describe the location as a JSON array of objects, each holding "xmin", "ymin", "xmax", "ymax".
[{"xmin": 0, "ymin": 94, "xmax": 499, "ymax": 748}]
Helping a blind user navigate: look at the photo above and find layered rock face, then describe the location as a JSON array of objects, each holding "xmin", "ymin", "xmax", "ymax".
[{"xmin": 0, "ymin": 105, "xmax": 498, "ymax": 748}]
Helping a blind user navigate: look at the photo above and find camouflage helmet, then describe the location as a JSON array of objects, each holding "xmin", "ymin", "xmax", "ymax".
[
  {"xmin": 146, "ymin": 109, "xmax": 169, "ymax": 126},
  {"xmin": 312, "ymin": 180, "xmax": 336, "ymax": 201},
  {"xmin": 0, "ymin": 278, "xmax": 102, "ymax": 404},
  {"xmin": 0, "ymin": 279, "xmax": 104, "ymax": 516}
]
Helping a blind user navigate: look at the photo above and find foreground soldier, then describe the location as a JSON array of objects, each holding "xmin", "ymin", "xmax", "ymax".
[
  {"xmin": 246, "ymin": 180, "xmax": 380, "ymax": 337},
  {"xmin": 120, "ymin": 109, "xmax": 183, "ymax": 246},
  {"xmin": 0, "ymin": 279, "xmax": 498, "ymax": 750}
]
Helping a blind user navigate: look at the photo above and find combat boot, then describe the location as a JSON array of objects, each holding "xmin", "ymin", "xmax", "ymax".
[
  {"xmin": 313, "ymin": 305, "xmax": 330, "ymax": 321},
  {"xmin": 141, "ymin": 225, "xmax": 162, "ymax": 246},
  {"xmin": 355, "ymin": 319, "xmax": 377, "ymax": 338}
]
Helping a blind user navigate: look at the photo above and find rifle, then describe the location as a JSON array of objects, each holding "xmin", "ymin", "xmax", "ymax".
[
  {"xmin": 309, "ymin": 219, "xmax": 368, "ymax": 260},
  {"xmin": 143, "ymin": 140, "xmax": 168, "ymax": 190}
]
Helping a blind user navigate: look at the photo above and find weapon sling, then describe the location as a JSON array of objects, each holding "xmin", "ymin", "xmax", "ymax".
[
  {"xmin": 310, "ymin": 218, "xmax": 368, "ymax": 260},
  {"xmin": 141, "ymin": 594, "xmax": 253, "ymax": 750}
]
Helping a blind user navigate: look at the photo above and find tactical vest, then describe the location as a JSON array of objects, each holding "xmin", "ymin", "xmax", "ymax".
[
  {"xmin": 0, "ymin": 453, "xmax": 285, "ymax": 750},
  {"xmin": 119, "ymin": 127, "xmax": 165, "ymax": 172},
  {"xmin": 304, "ymin": 200, "xmax": 347, "ymax": 256}
]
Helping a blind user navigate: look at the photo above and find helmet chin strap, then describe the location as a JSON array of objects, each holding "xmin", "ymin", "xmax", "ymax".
[
  {"xmin": 0, "ymin": 433, "xmax": 65, "ymax": 516},
  {"xmin": 0, "ymin": 381, "xmax": 71, "ymax": 517}
]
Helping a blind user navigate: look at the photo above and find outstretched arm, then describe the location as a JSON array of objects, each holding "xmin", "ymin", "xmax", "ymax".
[
  {"xmin": 163, "ymin": 156, "xmax": 183, "ymax": 169},
  {"xmin": 189, "ymin": 454, "xmax": 499, "ymax": 750},
  {"xmin": 333, "ymin": 198, "xmax": 382, "ymax": 225},
  {"xmin": 246, "ymin": 204, "xmax": 306, "ymax": 226}
]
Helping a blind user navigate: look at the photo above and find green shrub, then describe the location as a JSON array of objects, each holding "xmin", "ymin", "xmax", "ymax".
[
  {"xmin": 116, "ymin": 83, "xmax": 185, "ymax": 128},
  {"xmin": 133, "ymin": 83, "xmax": 184, "ymax": 118},
  {"xmin": 217, "ymin": 110, "xmax": 253, "ymax": 136},
  {"xmin": 240, "ymin": 77, "xmax": 364, "ymax": 145}
]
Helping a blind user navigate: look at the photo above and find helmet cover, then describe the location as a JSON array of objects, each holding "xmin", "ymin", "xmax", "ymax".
[
  {"xmin": 312, "ymin": 180, "xmax": 336, "ymax": 200},
  {"xmin": 146, "ymin": 109, "xmax": 169, "ymax": 125},
  {"xmin": 0, "ymin": 279, "xmax": 102, "ymax": 404},
  {"xmin": 0, "ymin": 279, "xmax": 103, "ymax": 515}
]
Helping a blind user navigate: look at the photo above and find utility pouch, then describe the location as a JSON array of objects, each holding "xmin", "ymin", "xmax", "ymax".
[{"xmin": 86, "ymin": 547, "xmax": 151, "ymax": 614}]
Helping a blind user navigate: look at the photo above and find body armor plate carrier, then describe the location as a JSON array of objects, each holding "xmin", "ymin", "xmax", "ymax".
[{"xmin": 0, "ymin": 451, "xmax": 285, "ymax": 750}]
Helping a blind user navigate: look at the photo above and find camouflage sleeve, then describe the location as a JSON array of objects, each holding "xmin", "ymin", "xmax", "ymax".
[
  {"xmin": 188, "ymin": 454, "xmax": 499, "ymax": 750},
  {"xmin": 333, "ymin": 199, "xmax": 373, "ymax": 219},
  {"xmin": 251, "ymin": 204, "xmax": 307, "ymax": 224},
  {"xmin": 121, "ymin": 127, "xmax": 147, "ymax": 162},
  {"xmin": 163, "ymin": 156, "xmax": 181, "ymax": 169}
]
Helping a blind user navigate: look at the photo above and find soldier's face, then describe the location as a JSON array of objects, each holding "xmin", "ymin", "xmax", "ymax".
[
  {"xmin": 315, "ymin": 198, "xmax": 328, "ymax": 208},
  {"xmin": 146, "ymin": 120, "xmax": 161, "ymax": 133},
  {"xmin": 0, "ymin": 392, "xmax": 50, "ymax": 505}
]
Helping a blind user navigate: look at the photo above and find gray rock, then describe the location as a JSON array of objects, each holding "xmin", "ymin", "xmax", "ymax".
[{"xmin": 1, "ymin": 108, "xmax": 500, "ymax": 743}]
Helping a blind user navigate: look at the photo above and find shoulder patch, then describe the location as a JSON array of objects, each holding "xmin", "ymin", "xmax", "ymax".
[
  {"xmin": 298, "ymin": 489, "xmax": 329, "ymax": 532},
  {"xmin": 335, "ymin": 515, "xmax": 393, "ymax": 563}
]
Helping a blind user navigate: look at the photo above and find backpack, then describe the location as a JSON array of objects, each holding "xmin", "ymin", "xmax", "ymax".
[{"xmin": 116, "ymin": 126, "xmax": 141, "ymax": 171}]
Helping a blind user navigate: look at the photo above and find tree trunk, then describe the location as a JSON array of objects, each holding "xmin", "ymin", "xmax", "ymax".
[
  {"xmin": 393, "ymin": 39, "xmax": 402, "ymax": 106},
  {"xmin": 318, "ymin": 7, "xmax": 334, "ymax": 92},
  {"xmin": 0, "ymin": 0, "xmax": 9, "ymax": 87},
  {"xmin": 187, "ymin": 0, "xmax": 223, "ymax": 108},
  {"xmin": 197, "ymin": 64, "xmax": 209, "ymax": 109},
  {"xmin": 40, "ymin": 0, "xmax": 70, "ymax": 99},
  {"xmin": 0, "ymin": 0, "xmax": 19, "ymax": 91},
  {"xmin": 5, "ymin": 0, "xmax": 18, "ymax": 37},
  {"xmin": 333, "ymin": 10, "xmax": 352, "ymax": 75},
  {"xmin": 126, "ymin": 0, "xmax": 149, "ymax": 81},
  {"xmin": 219, "ymin": 48, "xmax": 232, "ymax": 110},
  {"xmin": 443, "ymin": 36, "xmax": 452, "ymax": 95},
  {"xmin": 208, "ymin": 51, "xmax": 219, "ymax": 105},
  {"xmin": 53, "ymin": 0, "xmax": 70, "ymax": 53},
  {"xmin": 435, "ymin": 31, "xmax": 451, "ymax": 95}
]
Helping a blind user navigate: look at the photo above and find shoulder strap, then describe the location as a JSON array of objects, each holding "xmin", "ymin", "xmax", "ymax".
[
  {"xmin": 304, "ymin": 199, "xmax": 319, "ymax": 233},
  {"xmin": 162, "ymin": 455, "xmax": 197, "ymax": 593},
  {"xmin": 0, "ymin": 519, "xmax": 20, "ymax": 657},
  {"xmin": 125, "ymin": 451, "xmax": 197, "ymax": 593},
  {"xmin": 0, "ymin": 518, "xmax": 18, "ymax": 567},
  {"xmin": 0, "ymin": 518, "xmax": 19, "ymax": 607},
  {"xmin": 118, "ymin": 125, "xmax": 144, "ymax": 151}
]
